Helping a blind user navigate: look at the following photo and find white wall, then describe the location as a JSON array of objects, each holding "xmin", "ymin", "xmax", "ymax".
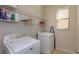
[
  {"xmin": 44, "ymin": 5, "xmax": 77, "ymax": 52},
  {"xmin": 17, "ymin": 5, "xmax": 44, "ymax": 19},
  {"xmin": 0, "ymin": 5, "xmax": 44, "ymax": 53}
]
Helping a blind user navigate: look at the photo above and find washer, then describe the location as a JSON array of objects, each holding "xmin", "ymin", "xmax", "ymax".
[{"xmin": 3, "ymin": 36, "xmax": 40, "ymax": 54}]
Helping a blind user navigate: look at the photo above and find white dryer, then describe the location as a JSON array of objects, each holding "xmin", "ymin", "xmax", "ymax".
[
  {"xmin": 3, "ymin": 36, "xmax": 40, "ymax": 54},
  {"xmin": 38, "ymin": 32, "xmax": 54, "ymax": 54}
]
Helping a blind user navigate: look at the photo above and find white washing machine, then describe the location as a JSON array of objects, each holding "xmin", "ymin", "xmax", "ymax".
[
  {"xmin": 3, "ymin": 35, "xmax": 40, "ymax": 54},
  {"xmin": 38, "ymin": 32, "xmax": 54, "ymax": 54}
]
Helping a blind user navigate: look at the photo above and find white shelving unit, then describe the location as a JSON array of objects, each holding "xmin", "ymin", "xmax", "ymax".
[
  {"xmin": 0, "ymin": 5, "xmax": 44, "ymax": 25},
  {"xmin": 0, "ymin": 19, "xmax": 17, "ymax": 23},
  {"xmin": 0, "ymin": 5, "xmax": 29, "ymax": 23}
]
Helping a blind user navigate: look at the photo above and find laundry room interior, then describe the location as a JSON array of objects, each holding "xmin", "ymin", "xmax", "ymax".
[{"xmin": 0, "ymin": 5, "xmax": 79, "ymax": 54}]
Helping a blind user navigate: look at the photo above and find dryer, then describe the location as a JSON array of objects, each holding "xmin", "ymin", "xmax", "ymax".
[{"xmin": 38, "ymin": 32, "xmax": 54, "ymax": 54}]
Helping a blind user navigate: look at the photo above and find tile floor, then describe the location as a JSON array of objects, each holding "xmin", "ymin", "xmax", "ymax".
[{"xmin": 53, "ymin": 49, "xmax": 71, "ymax": 54}]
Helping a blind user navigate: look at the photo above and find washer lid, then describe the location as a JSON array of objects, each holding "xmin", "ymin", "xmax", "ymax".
[{"xmin": 7, "ymin": 36, "xmax": 39, "ymax": 53}]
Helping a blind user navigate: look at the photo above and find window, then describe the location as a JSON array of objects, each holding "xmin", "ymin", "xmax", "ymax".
[{"xmin": 56, "ymin": 8, "xmax": 69, "ymax": 29}]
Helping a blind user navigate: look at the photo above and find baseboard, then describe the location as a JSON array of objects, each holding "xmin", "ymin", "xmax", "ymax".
[
  {"xmin": 76, "ymin": 50, "xmax": 79, "ymax": 53},
  {"xmin": 57, "ymin": 47, "xmax": 76, "ymax": 54},
  {"xmin": 76, "ymin": 48, "xmax": 79, "ymax": 53}
]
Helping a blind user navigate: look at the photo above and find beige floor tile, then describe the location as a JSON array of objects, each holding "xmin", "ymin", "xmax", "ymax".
[{"xmin": 53, "ymin": 49, "xmax": 70, "ymax": 54}]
